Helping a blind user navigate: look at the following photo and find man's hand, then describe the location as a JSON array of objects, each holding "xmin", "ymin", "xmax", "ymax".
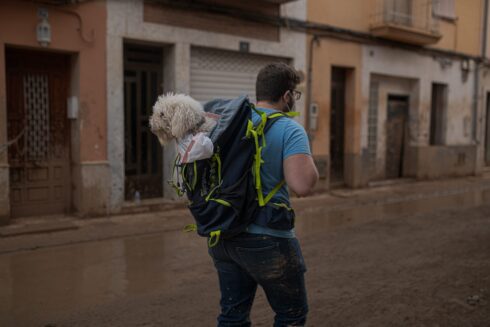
[{"xmin": 284, "ymin": 154, "xmax": 319, "ymax": 197}]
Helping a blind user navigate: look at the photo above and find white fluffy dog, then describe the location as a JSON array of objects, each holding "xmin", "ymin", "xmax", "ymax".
[{"xmin": 149, "ymin": 93, "xmax": 217, "ymax": 145}]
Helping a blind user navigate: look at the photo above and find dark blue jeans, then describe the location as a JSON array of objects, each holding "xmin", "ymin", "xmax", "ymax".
[{"xmin": 208, "ymin": 233, "xmax": 308, "ymax": 327}]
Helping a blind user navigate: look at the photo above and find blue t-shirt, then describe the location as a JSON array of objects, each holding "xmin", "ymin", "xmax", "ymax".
[{"xmin": 246, "ymin": 107, "xmax": 311, "ymax": 238}]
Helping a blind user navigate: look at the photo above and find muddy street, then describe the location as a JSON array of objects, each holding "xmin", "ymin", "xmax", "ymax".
[{"xmin": 1, "ymin": 179, "xmax": 490, "ymax": 326}]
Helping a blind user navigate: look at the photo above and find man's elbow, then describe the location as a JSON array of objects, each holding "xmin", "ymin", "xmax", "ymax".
[
  {"xmin": 294, "ymin": 188, "xmax": 313, "ymax": 197},
  {"xmin": 291, "ymin": 174, "xmax": 318, "ymax": 197}
]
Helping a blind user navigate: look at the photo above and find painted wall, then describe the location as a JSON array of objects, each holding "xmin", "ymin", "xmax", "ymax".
[
  {"xmin": 308, "ymin": 0, "xmax": 485, "ymax": 56},
  {"xmin": 307, "ymin": 0, "xmax": 374, "ymax": 32},
  {"xmin": 476, "ymin": 66, "xmax": 490, "ymax": 171},
  {"xmin": 407, "ymin": 145, "xmax": 477, "ymax": 179},
  {"xmin": 307, "ymin": 0, "xmax": 489, "ymax": 187},
  {"xmin": 0, "ymin": 0, "xmax": 109, "ymax": 220},
  {"xmin": 362, "ymin": 45, "xmax": 475, "ymax": 148},
  {"xmin": 361, "ymin": 45, "xmax": 477, "ymax": 181},
  {"xmin": 308, "ymin": 37, "xmax": 363, "ymax": 188},
  {"xmin": 308, "ymin": 37, "xmax": 479, "ymax": 187},
  {"xmin": 107, "ymin": 0, "xmax": 307, "ymax": 211}
]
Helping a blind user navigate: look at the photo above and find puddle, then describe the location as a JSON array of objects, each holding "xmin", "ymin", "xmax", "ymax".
[
  {"xmin": 0, "ymin": 231, "xmax": 208, "ymax": 326},
  {"xmin": 296, "ymin": 188, "xmax": 490, "ymax": 234}
]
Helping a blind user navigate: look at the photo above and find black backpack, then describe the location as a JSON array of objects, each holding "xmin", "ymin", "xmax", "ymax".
[{"xmin": 169, "ymin": 96, "xmax": 296, "ymax": 247}]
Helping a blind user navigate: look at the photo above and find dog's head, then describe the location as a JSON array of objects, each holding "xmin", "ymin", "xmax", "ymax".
[{"xmin": 149, "ymin": 93, "xmax": 205, "ymax": 145}]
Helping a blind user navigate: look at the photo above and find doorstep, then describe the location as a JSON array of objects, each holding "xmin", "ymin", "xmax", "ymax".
[
  {"xmin": 0, "ymin": 215, "xmax": 79, "ymax": 238},
  {"xmin": 119, "ymin": 198, "xmax": 187, "ymax": 216},
  {"xmin": 368, "ymin": 178, "xmax": 416, "ymax": 188}
]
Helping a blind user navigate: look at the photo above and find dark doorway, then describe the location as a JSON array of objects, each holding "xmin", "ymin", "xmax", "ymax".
[
  {"xmin": 486, "ymin": 93, "xmax": 490, "ymax": 166},
  {"xmin": 124, "ymin": 44, "xmax": 164, "ymax": 200},
  {"xmin": 330, "ymin": 67, "xmax": 347, "ymax": 186},
  {"xmin": 386, "ymin": 95, "xmax": 409, "ymax": 179},
  {"xmin": 6, "ymin": 48, "xmax": 71, "ymax": 217},
  {"xmin": 430, "ymin": 83, "xmax": 448, "ymax": 145}
]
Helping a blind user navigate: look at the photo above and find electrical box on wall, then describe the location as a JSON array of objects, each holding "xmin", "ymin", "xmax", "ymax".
[
  {"xmin": 309, "ymin": 103, "xmax": 319, "ymax": 131},
  {"xmin": 67, "ymin": 96, "xmax": 79, "ymax": 119}
]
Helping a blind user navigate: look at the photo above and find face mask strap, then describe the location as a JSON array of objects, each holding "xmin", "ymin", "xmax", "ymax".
[{"xmin": 284, "ymin": 91, "xmax": 295, "ymax": 112}]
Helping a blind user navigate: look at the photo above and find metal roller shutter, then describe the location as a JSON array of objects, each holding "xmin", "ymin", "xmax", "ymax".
[{"xmin": 190, "ymin": 47, "xmax": 288, "ymax": 103}]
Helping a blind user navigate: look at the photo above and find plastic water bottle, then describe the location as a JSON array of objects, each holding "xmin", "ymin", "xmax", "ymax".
[{"xmin": 134, "ymin": 191, "xmax": 141, "ymax": 205}]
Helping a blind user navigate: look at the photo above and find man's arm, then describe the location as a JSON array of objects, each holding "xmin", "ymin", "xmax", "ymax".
[{"xmin": 284, "ymin": 154, "xmax": 319, "ymax": 197}]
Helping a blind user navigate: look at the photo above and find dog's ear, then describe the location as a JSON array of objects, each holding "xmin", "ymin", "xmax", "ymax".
[{"xmin": 170, "ymin": 103, "xmax": 204, "ymax": 139}]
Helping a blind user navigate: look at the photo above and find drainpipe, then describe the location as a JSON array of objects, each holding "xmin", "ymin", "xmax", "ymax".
[
  {"xmin": 474, "ymin": 0, "xmax": 489, "ymax": 142},
  {"xmin": 305, "ymin": 35, "xmax": 319, "ymax": 142},
  {"xmin": 474, "ymin": 63, "xmax": 481, "ymax": 143}
]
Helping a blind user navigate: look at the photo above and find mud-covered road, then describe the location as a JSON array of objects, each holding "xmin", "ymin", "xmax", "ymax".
[{"xmin": 1, "ymin": 178, "xmax": 489, "ymax": 326}]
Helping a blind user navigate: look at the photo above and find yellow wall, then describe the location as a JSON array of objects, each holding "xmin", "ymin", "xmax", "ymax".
[
  {"xmin": 0, "ymin": 0, "xmax": 107, "ymax": 163},
  {"xmin": 308, "ymin": 0, "xmax": 373, "ymax": 33},
  {"xmin": 307, "ymin": 0, "xmax": 485, "ymax": 57},
  {"xmin": 309, "ymin": 37, "xmax": 363, "ymax": 156},
  {"xmin": 455, "ymin": 0, "xmax": 483, "ymax": 55}
]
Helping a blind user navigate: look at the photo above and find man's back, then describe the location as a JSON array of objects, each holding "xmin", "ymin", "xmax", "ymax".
[{"xmin": 251, "ymin": 108, "xmax": 311, "ymax": 206}]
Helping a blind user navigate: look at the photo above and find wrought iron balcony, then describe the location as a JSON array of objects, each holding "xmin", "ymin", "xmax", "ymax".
[{"xmin": 370, "ymin": 0, "xmax": 442, "ymax": 45}]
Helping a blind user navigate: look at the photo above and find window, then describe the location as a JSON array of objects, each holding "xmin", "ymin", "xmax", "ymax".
[
  {"xmin": 384, "ymin": 0, "xmax": 413, "ymax": 26},
  {"xmin": 430, "ymin": 83, "xmax": 448, "ymax": 145},
  {"xmin": 432, "ymin": 0, "xmax": 456, "ymax": 20}
]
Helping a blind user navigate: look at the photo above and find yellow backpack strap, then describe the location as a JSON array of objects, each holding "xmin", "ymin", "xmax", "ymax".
[
  {"xmin": 263, "ymin": 180, "xmax": 285, "ymax": 206},
  {"xmin": 247, "ymin": 108, "xmax": 301, "ymax": 207},
  {"xmin": 246, "ymin": 113, "xmax": 266, "ymax": 206},
  {"xmin": 213, "ymin": 153, "xmax": 222, "ymax": 184},
  {"xmin": 209, "ymin": 198, "xmax": 232, "ymax": 207},
  {"xmin": 208, "ymin": 230, "xmax": 222, "ymax": 247},
  {"xmin": 268, "ymin": 111, "xmax": 299, "ymax": 119},
  {"xmin": 168, "ymin": 154, "xmax": 185, "ymax": 197},
  {"xmin": 269, "ymin": 202, "xmax": 293, "ymax": 211},
  {"xmin": 183, "ymin": 224, "xmax": 197, "ymax": 232},
  {"xmin": 192, "ymin": 161, "xmax": 198, "ymax": 190}
]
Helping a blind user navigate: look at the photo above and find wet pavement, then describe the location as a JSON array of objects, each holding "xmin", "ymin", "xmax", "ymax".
[
  {"xmin": 0, "ymin": 229, "xmax": 207, "ymax": 326},
  {"xmin": 1, "ymin": 177, "xmax": 490, "ymax": 326}
]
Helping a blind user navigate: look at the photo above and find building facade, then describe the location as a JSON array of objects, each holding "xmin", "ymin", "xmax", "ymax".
[
  {"xmin": 106, "ymin": 0, "xmax": 307, "ymax": 213},
  {"xmin": 3, "ymin": 0, "xmax": 488, "ymax": 223},
  {"xmin": 0, "ymin": 0, "xmax": 110, "ymax": 224},
  {"xmin": 0, "ymin": 0, "xmax": 306, "ymax": 223},
  {"xmin": 307, "ymin": 0, "xmax": 490, "ymax": 190}
]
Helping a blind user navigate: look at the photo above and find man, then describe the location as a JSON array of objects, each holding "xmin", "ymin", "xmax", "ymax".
[{"xmin": 208, "ymin": 62, "xmax": 319, "ymax": 327}]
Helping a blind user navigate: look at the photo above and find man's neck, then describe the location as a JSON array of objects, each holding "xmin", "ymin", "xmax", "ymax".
[{"xmin": 256, "ymin": 101, "xmax": 284, "ymax": 112}]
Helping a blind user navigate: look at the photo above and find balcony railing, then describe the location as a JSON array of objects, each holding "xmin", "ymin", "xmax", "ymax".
[{"xmin": 370, "ymin": 0, "xmax": 441, "ymax": 45}]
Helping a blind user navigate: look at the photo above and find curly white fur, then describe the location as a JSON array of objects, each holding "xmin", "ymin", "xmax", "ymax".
[{"xmin": 149, "ymin": 93, "xmax": 217, "ymax": 145}]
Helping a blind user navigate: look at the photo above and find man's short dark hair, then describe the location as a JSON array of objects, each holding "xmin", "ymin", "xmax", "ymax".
[{"xmin": 256, "ymin": 62, "xmax": 301, "ymax": 103}]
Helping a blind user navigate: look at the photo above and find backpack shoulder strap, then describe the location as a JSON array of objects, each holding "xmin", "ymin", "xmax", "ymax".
[{"xmin": 247, "ymin": 107, "xmax": 300, "ymax": 207}]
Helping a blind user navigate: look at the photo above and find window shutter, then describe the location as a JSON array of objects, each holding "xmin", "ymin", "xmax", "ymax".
[{"xmin": 433, "ymin": 0, "xmax": 456, "ymax": 19}]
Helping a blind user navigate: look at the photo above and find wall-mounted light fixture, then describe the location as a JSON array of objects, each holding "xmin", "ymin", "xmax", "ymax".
[
  {"xmin": 461, "ymin": 59, "xmax": 470, "ymax": 72},
  {"xmin": 461, "ymin": 59, "xmax": 471, "ymax": 83},
  {"xmin": 36, "ymin": 8, "xmax": 51, "ymax": 47}
]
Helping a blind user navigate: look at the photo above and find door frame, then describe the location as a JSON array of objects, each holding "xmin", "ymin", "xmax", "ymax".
[{"xmin": 123, "ymin": 42, "xmax": 164, "ymax": 201}]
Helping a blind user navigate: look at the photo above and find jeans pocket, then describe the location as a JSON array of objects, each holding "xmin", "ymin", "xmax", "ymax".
[{"xmin": 236, "ymin": 242, "xmax": 286, "ymax": 280}]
